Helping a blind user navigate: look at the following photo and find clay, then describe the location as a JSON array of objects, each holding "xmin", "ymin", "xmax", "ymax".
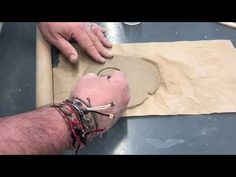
[{"xmin": 85, "ymin": 55, "xmax": 160, "ymax": 108}]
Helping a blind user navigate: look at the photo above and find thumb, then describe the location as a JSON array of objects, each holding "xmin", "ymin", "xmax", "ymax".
[{"xmin": 54, "ymin": 36, "xmax": 78, "ymax": 63}]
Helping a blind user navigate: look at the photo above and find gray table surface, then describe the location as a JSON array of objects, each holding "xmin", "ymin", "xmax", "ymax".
[{"xmin": 1, "ymin": 22, "xmax": 236, "ymax": 155}]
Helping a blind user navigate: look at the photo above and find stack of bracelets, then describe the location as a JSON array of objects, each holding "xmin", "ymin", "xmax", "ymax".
[{"xmin": 52, "ymin": 97, "xmax": 115, "ymax": 154}]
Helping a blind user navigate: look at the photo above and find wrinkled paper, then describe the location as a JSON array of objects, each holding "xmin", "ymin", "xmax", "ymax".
[{"xmin": 53, "ymin": 40, "xmax": 236, "ymax": 117}]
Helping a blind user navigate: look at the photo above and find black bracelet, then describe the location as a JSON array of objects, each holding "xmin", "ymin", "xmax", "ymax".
[{"xmin": 53, "ymin": 97, "xmax": 115, "ymax": 154}]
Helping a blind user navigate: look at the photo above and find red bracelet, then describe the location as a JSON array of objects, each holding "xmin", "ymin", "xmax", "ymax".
[
  {"xmin": 52, "ymin": 97, "xmax": 115, "ymax": 154},
  {"xmin": 53, "ymin": 104, "xmax": 85, "ymax": 149}
]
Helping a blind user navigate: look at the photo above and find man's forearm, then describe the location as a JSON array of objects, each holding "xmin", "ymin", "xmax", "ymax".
[{"xmin": 0, "ymin": 107, "xmax": 71, "ymax": 154}]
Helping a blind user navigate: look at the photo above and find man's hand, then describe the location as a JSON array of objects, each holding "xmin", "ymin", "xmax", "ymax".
[
  {"xmin": 38, "ymin": 22, "xmax": 113, "ymax": 63},
  {"xmin": 0, "ymin": 71, "xmax": 129, "ymax": 154},
  {"xmin": 71, "ymin": 71, "xmax": 130, "ymax": 130}
]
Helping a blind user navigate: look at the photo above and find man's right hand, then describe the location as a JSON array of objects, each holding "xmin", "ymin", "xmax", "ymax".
[{"xmin": 71, "ymin": 71, "xmax": 130, "ymax": 131}]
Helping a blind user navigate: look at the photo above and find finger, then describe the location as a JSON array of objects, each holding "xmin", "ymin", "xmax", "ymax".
[
  {"xmin": 83, "ymin": 73, "xmax": 97, "ymax": 78},
  {"xmin": 93, "ymin": 28, "xmax": 112, "ymax": 48},
  {"xmin": 53, "ymin": 36, "xmax": 78, "ymax": 63},
  {"xmin": 78, "ymin": 73, "xmax": 97, "ymax": 84},
  {"xmin": 114, "ymin": 71, "xmax": 128, "ymax": 83},
  {"xmin": 86, "ymin": 27, "xmax": 113, "ymax": 58},
  {"xmin": 111, "ymin": 70, "xmax": 126, "ymax": 78},
  {"xmin": 73, "ymin": 73, "xmax": 97, "ymax": 91},
  {"xmin": 73, "ymin": 32, "xmax": 105, "ymax": 63},
  {"xmin": 93, "ymin": 23, "xmax": 106, "ymax": 32},
  {"xmin": 110, "ymin": 71, "xmax": 128, "ymax": 85}
]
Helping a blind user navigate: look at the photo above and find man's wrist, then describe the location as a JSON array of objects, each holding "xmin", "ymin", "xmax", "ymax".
[
  {"xmin": 52, "ymin": 97, "xmax": 114, "ymax": 154},
  {"xmin": 52, "ymin": 98, "xmax": 100, "ymax": 151},
  {"xmin": 47, "ymin": 107, "xmax": 72, "ymax": 150}
]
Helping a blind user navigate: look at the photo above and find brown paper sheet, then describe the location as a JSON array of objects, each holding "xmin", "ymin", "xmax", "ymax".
[
  {"xmin": 36, "ymin": 27, "xmax": 53, "ymax": 108},
  {"xmin": 219, "ymin": 22, "xmax": 236, "ymax": 29},
  {"xmin": 52, "ymin": 40, "xmax": 236, "ymax": 117}
]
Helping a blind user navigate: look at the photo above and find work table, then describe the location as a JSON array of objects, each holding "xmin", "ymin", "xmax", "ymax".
[{"xmin": 1, "ymin": 22, "xmax": 236, "ymax": 154}]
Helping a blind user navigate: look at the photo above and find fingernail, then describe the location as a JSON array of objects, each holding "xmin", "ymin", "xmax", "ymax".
[
  {"xmin": 100, "ymin": 57, "xmax": 105, "ymax": 63},
  {"xmin": 107, "ymin": 51, "xmax": 113, "ymax": 57},
  {"xmin": 108, "ymin": 41, "xmax": 112, "ymax": 46},
  {"xmin": 70, "ymin": 54, "xmax": 77, "ymax": 63}
]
